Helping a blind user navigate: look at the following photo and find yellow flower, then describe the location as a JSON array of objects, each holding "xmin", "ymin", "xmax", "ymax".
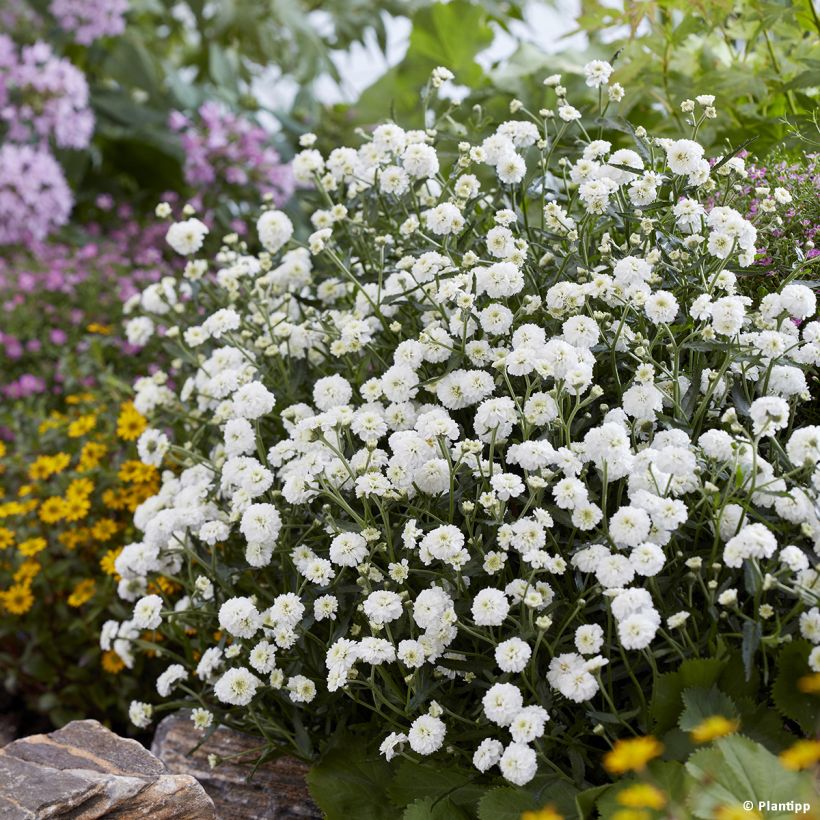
[
  {"xmin": 14, "ymin": 560, "xmax": 41, "ymax": 583},
  {"xmin": 102, "ymin": 487, "xmax": 128, "ymax": 511},
  {"xmin": 780, "ymin": 739, "xmax": 820, "ymax": 771},
  {"xmin": 1, "ymin": 583, "xmax": 34, "ymax": 615},
  {"xmin": 18, "ymin": 537, "xmax": 47, "ymax": 557},
  {"xmin": 67, "ymin": 578, "xmax": 96, "ymax": 607},
  {"xmin": 690, "ymin": 715, "xmax": 740, "ymax": 744},
  {"xmin": 101, "ymin": 650, "xmax": 125, "ymax": 674},
  {"xmin": 100, "ymin": 547, "xmax": 122, "ymax": 576},
  {"xmin": 0, "ymin": 501, "xmax": 25, "ymax": 518},
  {"xmin": 91, "ymin": 518, "xmax": 118, "ymax": 541},
  {"xmin": 603, "ymin": 737, "xmax": 664, "ymax": 775},
  {"xmin": 0, "ymin": 441, "xmax": 6, "ymax": 458},
  {"xmin": 797, "ymin": 673, "xmax": 820, "ymax": 695},
  {"xmin": 0, "ymin": 527, "xmax": 14, "ymax": 550},
  {"xmin": 59, "ymin": 529, "xmax": 86, "ymax": 550},
  {"xmin": 66, "ymin": 392, "xmax": 94, "ymax": 405},
  {"xmin": 616, "ymin": 784, "xmax": 666, "ymax": 810},
  {"xmin": 68, "ymin": 414, "xmax": 97, "ymax": 438},
  {"xmin": 39, "ymin": 497, "xmax": 67, "ymax": 523},
  {"xmin": 151, "ymin": 576, "xmax": 180, "ymax": 596},
  {"xmin": 62, "ymin": 495, "xmax": 91, "ymax": 523},
  {"xmin": 66, "ymin": 478, "xmax": 94, "ymax": 500},
  {"xmin": 28, "ymin": 456, "xmax": 55, "ymax": 480},
  {"xmin": 118, "ymin": 460, "xmax": 159, "ymax": 484},
  {"xmin": 611, "ymin": 811, "xmax": 650, "ymax": 820},
  {"xmin": 87, "ymin": 322, "xmax": 112, "ymax": 335},
  {"xmin": 117, "ymin": 402, "xmax": 147, "ymax": 441},
  {"xmin": 78, "ymin": 442, "xmax": 107, "ymax": 472},
  {"xmin": 521, "ymin": 806, "xmax": 563, "ymax": 820},
  {"xmin": 715, "ymin": 806, "xmax": 761, "ymax": 820}
]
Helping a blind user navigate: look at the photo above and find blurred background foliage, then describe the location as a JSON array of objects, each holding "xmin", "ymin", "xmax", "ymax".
[{"xmin": 5, "ymin": 0, "xmax": 818, "ymax": 217}]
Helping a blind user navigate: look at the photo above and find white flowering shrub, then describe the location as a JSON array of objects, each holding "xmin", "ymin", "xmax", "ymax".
[{"xmin": 113, "ymin": 66, "xmax": 820, "ymax": 804}]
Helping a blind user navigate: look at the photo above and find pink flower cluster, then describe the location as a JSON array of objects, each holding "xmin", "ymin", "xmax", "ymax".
[
  {"xmin": 50, "ymin": 0, "xmax": 129, "ymax": 46},
  {"xmin": 0, "ymin": 35, "xmax": 97, "ymax": 245},
  {"xmin": 170, "ymin": 102, "xmax": 294, "ymax": 213},
  {"xmin": 0, "ymin": 206, "xmax": 169, "ymax": 398},
  {"xmin": 0, "ymin": 35, "xmax": 94, "ymax": 149},
  {"xmin": 746, "ymin": 152, "xmax": 820, "ymax": 268},
  {"xmin": 0, "ymin": 144, "xmax": 73, "ymax": 246}
]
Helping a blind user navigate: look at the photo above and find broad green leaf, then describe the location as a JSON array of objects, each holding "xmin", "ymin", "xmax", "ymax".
[
  {"xmin": 387, "ymin": 760, "xmax": 485, "ymax": 810},
  {"xmin": 678, "ymin": 686, "xmax": 739, "ymax": 732},
  {"xmin": 771, "ymin": 640, "xmax": 820, "ymax": 735},
  {"xmin": 306, "ymin": 733, "xmax": 395, "ymax": 820},
  {"xmin": 651, "ymin": 658, "xmax": 727, "ymax": 733},
  {"xmin": 685, "ymin": 734, "xmax": 817, "ymax": 819},
  {"xmin": 477, "ymin": 787, "xmax": 538, "ymax": 820},
  {"xmin": 403, "ymin": 796, "xmax": 470, "ymax": 820}
]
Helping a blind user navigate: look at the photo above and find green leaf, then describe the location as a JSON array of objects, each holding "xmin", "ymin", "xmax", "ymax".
[
  {"xmin": 741, "ymin": 621, "xmax": 762, "ymax": 681},
  {"xmin": 403, "ymin": 796, "xmax": 470, "ymax": 820},
  {"xmin": 574, "ymin": 784, "xmax": 613, "ymax": 819},
  {"xmin": 651, "ymin": 658, "xmax": 727, "ymax": 733},
  {"xmin": 685, "ymin": 735, "xmax": 817, "ymax": 819},
  {"xmin": 477, "ymin": 787, "xmax": 538, "ymax": 820},
  {"xmin": 771, "ymin": 640, "xmax": 820, "ymax": 735},
  {"xmin": 678, "ymin": 686, "xmax": 739, "ymax": 731},
  {"xmin": 306, "ymin": 733, "xmax": 395, "ymax": 820},
  {"xmin": 387, "ymin": 760, "xmax": 485, "ymax": 810}
]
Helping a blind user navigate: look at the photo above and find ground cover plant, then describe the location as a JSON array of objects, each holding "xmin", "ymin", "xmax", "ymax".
[{"xmin": 104, "ymin": 63, "xmax": 820, "ymax": 815}]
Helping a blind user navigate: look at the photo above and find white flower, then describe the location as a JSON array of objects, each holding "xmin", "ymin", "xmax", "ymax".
[
  {"xmin": 218, "ymin": 597, "xmax": 261, "ymax": 639},
  {"xmin": 257, "ymin": 210, "xmax": 294, "ymax": 253},
  {"xmin": 132, "ymin": 594, "xmax": 163, "ymax": 629},
  {"xmin": 663, "ymin": 139, "xmax": 705, "ymax": 175},
  {"xmin": 483, "ymin": 683, "xmax": 523, "ymax": 726},
  {"xmin": 232, "ymin": 382, "xmax": 276, "ymax": 420},
  {"xmin": 407, "ymin": 715, "xmax": 446, "ymax": 755},
  {"xmin": 156, "ymin": 664, "xmax": 187, "ymax": 697},
  {"xmin": 574, "ymin": 624, "xmax": 604, "ymax": 655},
  {"xmin": 329, "ymin": 532, "xmax": 369, "ymax": 567},
  {"xmin": 214, "ymin": 668, "xmax": 262, "ymax": 706},
  {"xmin": 125, "ymin": 316, "xmax": 154, "ymax": 347},
  {"xmin": 166, "ymin": 218, "xmax": 208, "ymax": 255},
  {"xmin": 618, "ymin": 612, "xmax": 659, "ymax": 650},
  {"xmin": 379, "ymin": 732, "xmax": 407, "ymax": 761},
  {"xmin": 137, "ymin": 429, "xmax": 169, "ymax": 467},
  {"xmin": 472, "ymin": 588, "xmax": 510, "ymax": 626},
  {"xmin": 287, "ymin": 675, "xmax": 317, "ymax": 703},
  {"xmin": 495, "ymin": 637, "xmax": 532, "ymax": 672},
  {"xmin": 583, "ymin": 60, "xmax": 613, "ymax": 87},
  {"xmin": 723, "ymin": 523, "xmax": 777, "ymax": 568},
  {"xmin": 499, "ymin": 742, "xmax": 537, "ymax": 786},
  {"xmin": 363, "ymin": 590, "xmax": 404, "ymax": 625},
  {"xmin": 129, "ymin": 701, "xmax": 153, "ymax": 728},
  {"xmin": 473, "ymin": 738, "xmax": 504, "ymax": 772}
]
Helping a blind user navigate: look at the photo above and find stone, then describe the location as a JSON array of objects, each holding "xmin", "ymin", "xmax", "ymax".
[
  {"xmin": 0, "ymin": 718, "xmax": 216, "ymax": 819},
  {"xmin": 151, "ymin": 712, "xmax": 321, "ymax": 819}
]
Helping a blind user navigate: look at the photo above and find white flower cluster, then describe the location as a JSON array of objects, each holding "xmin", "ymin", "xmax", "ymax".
[{"xmin": 110, "ymin": 65, "xmax": 819, "ymax": 785}]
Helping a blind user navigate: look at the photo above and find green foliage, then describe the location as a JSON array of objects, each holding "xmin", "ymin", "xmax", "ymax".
[
  {"xmin": 686, "ymin": 734, "xmax": 817, "ymax": 818},
  {"xmin": 771, "ymin": 640, "xmax": 820, "ymax": 735},
  {"xmin": 507, "ymin": 0, "xmax": 819, "ymax": 153},
  {"xmin": 678, "ymin": 686, "xmax": 739, "ymax": 731},
  {"xmin": 305, "ymin": 732, "xmax": 396, "ymax": 820},
  {"xmin": 650, "ymin": 658, "xmax": 728, "ymax": 733}
]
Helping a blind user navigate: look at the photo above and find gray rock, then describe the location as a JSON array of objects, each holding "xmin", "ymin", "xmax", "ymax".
[
  {"xmin": 151, "ymin": 713, "xmax": 320, "ymax": 819},
  {"xmin": 0, "ymin": 719, "xmax": 215, "ymax": 819}
]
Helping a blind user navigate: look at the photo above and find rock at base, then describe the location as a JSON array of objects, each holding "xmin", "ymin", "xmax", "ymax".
[
  {"xmin": 0, "ymin": 719, "xmax": 215, "ymax": 819},
  {"xmin": 151, "ymin": 713, "xmax": 321, "ymax": 819}
]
